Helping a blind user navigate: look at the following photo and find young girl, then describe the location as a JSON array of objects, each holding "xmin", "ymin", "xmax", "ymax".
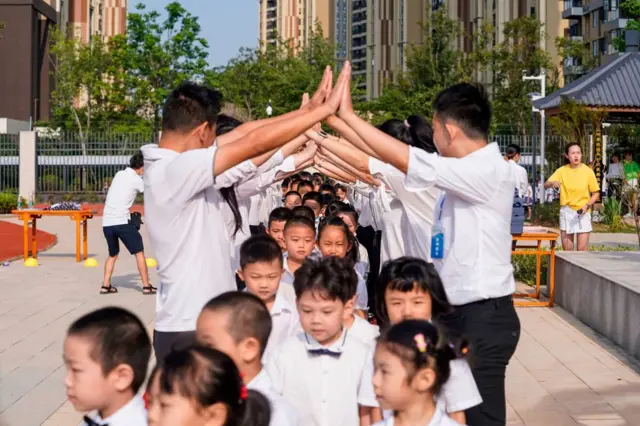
[
  {"xmin": 335, "ymin": 204, "xmax": 371, "ymax": 282},
  {"xmin": 372, "ymin": 320, "xmax": 468, "ymax": 426},
  {"xmin": 376, "ymin": 257, "xmax": 482, "ymax": 424},
  {"xmin": 316, "ymin": 215, "xmax": 369, "ymax": 316},
  {"xmin": 151, "ymin": 346, "xmax": 271, "ymax": 426}
]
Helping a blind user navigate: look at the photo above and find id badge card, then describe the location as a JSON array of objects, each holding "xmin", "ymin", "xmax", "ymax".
[{"xmin": 431, "ymin": 224, "xmax": 445, "ymax": 259}]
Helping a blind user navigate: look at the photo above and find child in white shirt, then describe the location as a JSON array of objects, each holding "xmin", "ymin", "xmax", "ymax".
[
  {"xmin": 372, "ymin": 320, "xmax": 467, "ymax": 426},
  {"xmin": 377, "ymin": 257, "xmax": 482, "ymax": 424},
  {"xmin": 237, "ymin": 234, "xmax": 300, "ymax": 359},
  {"xmin": 281, "ymin": 216, "xmax": 317, "ymax": 287},
  {"xmin": 266, "ymin": 257, "xmax": 379, "ymax": 426},
  {"xmin": 195, "ymin": 292, "xmax": 299, "ymax": 426},
  {"xmin": 64, "ymin": 307, "xmax": 151, "ymax": 426}
]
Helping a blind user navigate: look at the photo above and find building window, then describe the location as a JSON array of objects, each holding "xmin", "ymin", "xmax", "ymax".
[
  {"xmin": 593, "ymin": 40, "xmax": 598, "ymax": 56},
  {"xmin": 592, "ymin": 10, "xmax": 598, "ymax": 28}
]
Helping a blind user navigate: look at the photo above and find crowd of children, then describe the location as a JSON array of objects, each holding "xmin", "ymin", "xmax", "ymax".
[{"xmin": 70, "ymin": 64, "xmax": 522, "ymax": 426}]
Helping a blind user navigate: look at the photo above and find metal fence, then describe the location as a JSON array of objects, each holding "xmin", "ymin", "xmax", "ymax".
[
  {"xmin": 0, "ymin": 134, "xmax": 19, "ymax": 193},
  {"xmin": 36, "ymin": 132, "xmax": 154, "ymax": 194},
  {"xmin": 493, "ymin": 134, "xmax": 567, "ymax": 178}
]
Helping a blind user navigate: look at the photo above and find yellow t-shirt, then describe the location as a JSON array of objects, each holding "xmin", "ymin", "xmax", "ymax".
[{"xmin": 548, "ymin": 164, "xmax": 600, "ymax": 210}]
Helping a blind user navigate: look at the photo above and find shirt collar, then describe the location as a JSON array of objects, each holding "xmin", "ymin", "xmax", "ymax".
[
  {"xmin": 303, "ymin": 328, "xmax": 348, "ymax": 353},
  {"xmin": 91, "ymin": 395, "xmax": 145, "ymax": 425},
  {"xmin": 247, "ymin": 369, "xmax": 272, "ymax": 393},
  {"xmin": 468, "ymin": 142, "xmax": 501, "ymax": 160},
  {"xmin": 270, "ymin": 292, "xmax": 293, "ymax": 316}
]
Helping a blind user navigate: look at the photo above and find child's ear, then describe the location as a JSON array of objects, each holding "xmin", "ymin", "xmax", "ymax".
[
  {"xmin": 414, "ymin": 367, "xmax": 437, "ymax": 393},
  {"xmin": 240, "ymin": 337, "xmax": 262, "ymax": 364},
  {"xmin": 237, "ymin": 269, "xmax": 245, "ymax": 281},
  {"xmin": 110, "ymin": 363, "xmax": 135, "ymax": 392},
  {"xmin": 203, "ymin": 402, "xmax": 228, "ymax": 426},
  {"xmin": 343, "ymin": 296, "xmax": 356, "ymax": 320}
]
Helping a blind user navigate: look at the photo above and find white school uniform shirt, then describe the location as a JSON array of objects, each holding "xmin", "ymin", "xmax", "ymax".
[
  {"xmin": 404, "ymin": 143, "xmax": 516, "ymax": 306},
  {"xmin": 249, "ymin": 370, "xmax": 300, "ymax": 426},
  {"xmin": 263, "ymin": 293, "xmax": 301, "ymax": 362},
  {"xmin": 142, "ymin": 144, "xmax": 247, "ymax": 332},
  {"xmin": 355, "ymin": 269, "xmax": 369, "ymax": 311},
  {"xmin": 508, "ymin": 159, "xmax": 529, "ymax": 198},
  {"xmin": 266, "ymin": 330, "xmax": 378, "ymax": 426},
  {"xmin": 375, "ymin": 405, "xmax": 465, "ymax": 426},
  {"xmin": 82, "ymin": 395, "xmax": 146, "ymax": 426},
  {"xmin": 355, "ymin": 243, "xmax": 370, "ymax": 280},
  {"xmin": 348, "ymin": 314, "xmax": 379, "ymax": 347},
  {"xmin": 370, "ymin": 157, "xmax": 440, "ymax": 261},
  {"xmin": 102, "ymin": 167, "xmax": 144, "ymax": 227},
  {"xmin": 380, "ymin": 206, "xmax": 407, "ymax": 267}
]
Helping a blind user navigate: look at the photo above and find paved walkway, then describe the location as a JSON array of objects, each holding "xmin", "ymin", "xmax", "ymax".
[{"xmin": 0, "ymin": 217, "xmax": 638, "ymax": 426}]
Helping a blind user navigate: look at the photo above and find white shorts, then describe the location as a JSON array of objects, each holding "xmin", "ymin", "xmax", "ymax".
[{"xmin": 559, "ymin": 205, "xmax": 592, "ymax": 234}]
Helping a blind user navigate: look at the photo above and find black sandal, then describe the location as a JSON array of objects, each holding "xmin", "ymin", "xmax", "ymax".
[
  {"xmin": 100, "ymin": 285, "xmax": 118, "ymax": 294},
  {"xmin": 142, "ymin": 285, "xmax": 157, "ymax": 295}
]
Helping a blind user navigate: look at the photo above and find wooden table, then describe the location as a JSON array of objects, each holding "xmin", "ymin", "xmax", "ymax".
[
  {"xmin": 512, "ymin": 231, "xmax": 559, "ymax": 307},
  {"xmin": 11, "ymin": 210, "xmax": 95, "ymax": 262}
]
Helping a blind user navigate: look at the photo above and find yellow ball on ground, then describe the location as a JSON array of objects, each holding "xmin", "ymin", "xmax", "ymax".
[
  {"xmin": 84, "ymin": 258, "xmax": 98, "ymax": 268},
  {"xmin": 146, "ymin": 258, "xmax": 157, "ymax": 268},
  {"xmin": 24, "ymin": 257, "xmax": 38, "ymax": 267}
]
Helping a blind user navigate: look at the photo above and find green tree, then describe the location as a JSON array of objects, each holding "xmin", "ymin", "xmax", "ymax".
[
  {"xmin": 555, "ymin": 37, "xmax": 599, "ymax": 82},
  {"xmin": 548, "ymin": 99, "xmax": 608, "ymax": 151},
  {"xmin": 126, "ymin": 2, "xmax": 210, "ymax": 134},
  {"xmin": 621, "ymin": 0, "xmax": 640, "ymax": 30},
  {"xmin": 490, "ymin": 17, "xmax": 551, "ymax": 135}
]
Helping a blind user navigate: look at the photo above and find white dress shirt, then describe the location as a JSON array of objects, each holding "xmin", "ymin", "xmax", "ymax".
[
  {"xmin": 248, "ymin": 369, "xmax": 299, "ymax": 426},
  {"xmin": 348, "ymin": 314, "xmax": 380, "ymax": 347},
  {"xmin": 405, "ymin": 144, "xmax": 516, "ymax": 306},
  {"xmin": 374, "ymin": 405, "xmax": 464, "ymax": 426},
  {"xmin": 263, "ymin": 293, "xmax": 301, "ymax": 362},
  {"xmin": 82, "ymin": 395, "xmax": 146, "ymax": 426},
  {"xmin": 507, "ymin": 159, "xmax": 529, "ymax": 198},
  {"xmin": 102, "ymin": 168, "xmax": 144, "ymax": 227},
  {"xmin": 266, "ymin": 330, "xmax": 378, "ymax": 426}
]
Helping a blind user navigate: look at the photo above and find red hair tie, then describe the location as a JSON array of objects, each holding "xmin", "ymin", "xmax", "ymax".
[
  {"xmin": 143, "ymin": 391, "xmax": 150, "ymax": 410},
  {"xmin": 240, "ymin": 384, "xmax": 248, "ymax": 401}
]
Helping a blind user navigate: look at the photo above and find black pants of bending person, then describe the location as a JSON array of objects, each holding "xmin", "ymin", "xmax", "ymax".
[
  {"xmin": 153, "ymin": 330, "xmax": 197, "ymax": 363},
  {"xmin": 440, "ymin": 295, "xmax": 520, "ymax": 426}
]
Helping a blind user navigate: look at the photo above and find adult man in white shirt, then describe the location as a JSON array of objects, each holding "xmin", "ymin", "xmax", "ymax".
[
  {"xmin": 335, "ymin": 72, "xmax": 520, "ymax": 426},
  {"xmin": 101, "ymin": 151, "xmax": 153, "ymax": 295},
  {"xmin": 143, "ymin": 68, "xmax": 351, "ymax": 361}
]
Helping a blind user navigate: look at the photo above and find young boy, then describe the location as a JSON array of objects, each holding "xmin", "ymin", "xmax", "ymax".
[
  {"xmin": 335, "ymin": 183, "xmax": 348, "ymax": 203},
  {"xmin": 281, "ymin": 216, "xmax": 316, "ymax": 285},
  {"xmin": 64, "ymin": 307, "xmax": 151, "ymax": 426},
  {"xmin": 267, "ymin": 207, "xmax": 293, "ymax": 251},
  {"xmin": 238, "ymin": 234, "xmax": 300, "ymax": 355},
  {"xmin": 196, "ymin": 292, "xmax": 298, "ymax": 426},
  {"xmin": 284, "ymin": 191, "xmax": 303, "ymax": 209},
  {"xmin": 297, "ymin": 180, "xmax": 314, "ymax": 196},
  {"xmin": 266, "ymin": 257, "xmax": 379, "ymax": 426},
  {"xmin": 302, "ymin": 191, "xmax": 323, "ymax": 218}
]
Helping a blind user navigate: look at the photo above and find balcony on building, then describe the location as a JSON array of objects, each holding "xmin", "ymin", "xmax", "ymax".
[
  {"xmin": 565, "ymin": 22, "xmax": 583, "ymax": 41},
  {"xmin": 582, "ymin": 0, "xmax": 604, "ymax": 13},
  {"xmin": 562, "ymin": 0, "xmax": 584, "ymax": 18},
  {"xmin": 352, "ymin": 0, "xmax": 367, "ymax": 11},
  {"xmin": 267, "ymin": 0, "xmax": 276, "ymax": 10},
  {"xmin": 267, "ymin": 9, "xmax": 276, "ymax": 20},
  {"xmin": 563, "ymin": 56, "xmax": 584, "ymax": 76},
  {"xmin": 602, "ymin": 8, "xmax": 629, "ymax": 32}
]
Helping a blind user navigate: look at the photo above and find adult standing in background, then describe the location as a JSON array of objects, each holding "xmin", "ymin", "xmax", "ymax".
[
  {"xmin": 505, "ymin": 144, "xmax": 529, "ymax": 199},
  {"xmin": 334, "ymin": 75, "xmax": 520, "ymax": 426},
  {"xmin": 101, "ymin": 151, "xmax": 154, "ymax": 295},
  {"xmin": 545, "ymin": 143, "xmax": 600, "ymax": 251}
]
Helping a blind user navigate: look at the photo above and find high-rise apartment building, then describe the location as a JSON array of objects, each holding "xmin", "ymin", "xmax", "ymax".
[
  {"xmin": 258, "ymin": 0, "xmax": 333, "ymax": 49},
  {"xmin": 67, "ymin": 0, "xmax": 127, "ymax": 43}
]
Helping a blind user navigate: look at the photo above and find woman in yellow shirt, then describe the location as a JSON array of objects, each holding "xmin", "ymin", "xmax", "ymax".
[{"xmin": 544, "ymin": 142, "xmax": 600, "ymax": 251}]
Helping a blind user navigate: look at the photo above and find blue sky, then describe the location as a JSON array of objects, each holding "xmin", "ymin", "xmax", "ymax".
[{"xmin": 128, "ymin": 0, "xmax": 259, "ymax": 67}]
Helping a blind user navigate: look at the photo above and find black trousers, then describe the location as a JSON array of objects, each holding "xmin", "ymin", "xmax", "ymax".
[
  {"xmin": 153, "ymin": 330, "xmax": 197, "ymax": 363},
  {"xmin": 440, "ymin": 295, "xmax": 520, "ymax": 426}
]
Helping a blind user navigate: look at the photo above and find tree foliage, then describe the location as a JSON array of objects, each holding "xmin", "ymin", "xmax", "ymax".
[{"xmin": 548, "ymin": 99, "xmax": 608, "ymax": 152}]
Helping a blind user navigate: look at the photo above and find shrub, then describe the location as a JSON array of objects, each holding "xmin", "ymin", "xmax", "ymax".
[
  {"xmin": 39, "ymin": 174, "xmax": 63, "ymax": 192},
  {"xmin": 599, "ymin": 197, "xmax": 624, "ymax": 230},
  {"xmin": 532, "ymin": 202, "xmax": 561, "ymax": 227},
  {"xmin": 0, "ymin": 191, "xmax": 18, "ymax": 213}
]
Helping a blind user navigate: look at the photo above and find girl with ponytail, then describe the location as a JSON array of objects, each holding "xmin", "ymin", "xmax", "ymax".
[
  {"xmin": 372, "ymin": 320, "xmax": 470, "ymax": 426},
  {"xmin": 151, "ymin": 346, "xmax": 271, "ymax": 426}
]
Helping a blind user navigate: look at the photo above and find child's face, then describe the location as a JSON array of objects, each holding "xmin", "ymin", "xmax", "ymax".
[
  {"xmin": 285, "ymin": 195, "xmax": 302, "ymax": 209},
  {"xmin": 304, "ymin": 200, "xmax": 322, "ymax": 217},
  {"xmin": 336, "ymin": 188, "xmax": 346, "ymax": 201},
  {"xmin": 158, "ymin": 390, "xmax": 224, "ymax": 426},
  {"xmin": 297, "ymin": 290, "xmax": 350, "ymax": 346},
  {"xmin": 299, "ymin": 186, "xmax": 312, "ymax": 196},
  {"xmin": 196, "ymin": 310, "xmax": 244, "ymax": 369},
  {"xmin": 267, "ymin": 220, "xmax": 287, "ymax": 250},
  {"xmin": 238, "ymin": 259, "xmax": 283, "ymax": 305},
  {"xmin": 63, "ymin": 335, "xmax": 115, "ymax": 413},
  {"xmin": 337, "ymin": 213, "xmax": 357, "ymax": 235},
  {"xmin": 284, "ymin": 225, "xmax": 316, "ymax": 262},
  {"xmin": 147, "ymin": 371, "xmax": 162, "ymax": 426},
  {"xmin": 317, "ymin": 225, "xmax": 349, "ymax": 258},
  {"xmin": 385, "ymin": 286, "xmax": 433, "ymax": 325},
  {"xmin": 372, "ymin": 343, "xmax": 435, "ymax": 411}
]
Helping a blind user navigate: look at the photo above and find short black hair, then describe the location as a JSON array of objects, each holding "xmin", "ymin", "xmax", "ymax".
[
  {"xmin": 202, "ymin": 292, "xmax": 272, "ymax": 356},
  {"xmin": 334, "ymin": 183, "xmax": 347, "ymax": 193},
  {"xmin": 129, "ymin": 151, "xmax": 144, "ymax": 169},
  {"xmin": 433, "ymin": 83, "xmax": 491, "ymax": 140},
  {"xmin": 299, "ymin": 171, "xmax": 312, "ymax": 180},
  {"xmin": 268, "ymin": 207, "xmax": 293, "ymax": 228},
  {"xmin": 324, "ymin": 200, "xmax": 347, "ymax": 217},
  {"xmin": 298, "ymin": 180, "xmax": 314, "ymax": 191},
  {"xmin": 293, "ymin": 257, "xmax": 357, "ymax": 302},
  {"xmin": 239, "ymin": 234, "xmax": 283, "ymax": 269},
  {"xmin": 284, "ymin": 191, "xmax": 302, "ymax": 201},
  {"xmin": 319, "ymin": 184, "xmax": 337, "ymax": 195},
  {"xmin": 284, "ymin": 216, "xmax": 316, "ymax": 234},
  {"xmin": 162, "ymin": 82, "xmax": 222, "ymax": 133},
  {"xmin": 291, "ymin": 205, "xmax": 316, "ymax": 222},
  {"xmin": 215, "ymin": 114, "xmax": 243, "ymax": 136},
  {"xmin": 302, "ymin": 191, "xmax": 323, "ymax": 206},
  {"xmin": 321, "ymin": 193, "xmax": 336, "ymax": 207},
  {"xmin": 377, "ymin": 257, "xmax": 452, "ymax": 325},
  {"xmin": 281, "ymin": 177, "xmax": 292, "ymax": 188},
  {"xmin": 505, "ymin": 144, "xmax": 521, "ymax": 159},
  {"xmin": 67, "ymin": 307, "xmax": 151, "ymax": 393}
]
